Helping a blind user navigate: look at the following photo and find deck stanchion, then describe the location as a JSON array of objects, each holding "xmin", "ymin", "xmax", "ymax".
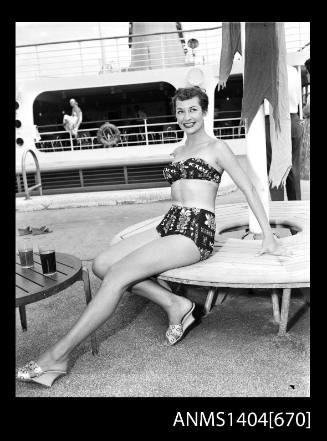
[{"xmin": 144, "ymin": 118, "xmax": 149, "ymax": 145}]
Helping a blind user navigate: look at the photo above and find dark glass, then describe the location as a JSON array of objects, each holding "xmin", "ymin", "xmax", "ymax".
[{"xmin": 40, "ymin": 250, "xmax": 56, "ymax": 275}]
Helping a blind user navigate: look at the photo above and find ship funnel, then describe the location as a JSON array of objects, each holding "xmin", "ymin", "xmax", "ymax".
[{"xmin": 129, "ymin": 22, "xmax": 186, "ymax": 70}]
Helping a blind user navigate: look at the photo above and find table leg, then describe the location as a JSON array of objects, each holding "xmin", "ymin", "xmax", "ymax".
[
  {"xmin": 203, "ymin": 288, "xmax": 218, "ymax": 317},
  {"xmin": 271, "ymin": 289, "xmax": 281, "ymax": 323},
  {"xmin": 19, "ymin": 306, "xmax": 27, "ymax": 331},
  {"xmin": 82, "ymin": 267, "xmax": 99, "ymax": 355},
  {"xmin": 278, "ymin": 288, "xmax": 291, "ymax": 336},
  {"xmin": 215, "ymin": 290, "xmax": 228, "ymax": 305}
]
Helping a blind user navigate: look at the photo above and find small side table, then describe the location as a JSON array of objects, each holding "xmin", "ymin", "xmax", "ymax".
[{"xmin": 16, "ymin": 252, "xmax": 98, "ymax": 355}]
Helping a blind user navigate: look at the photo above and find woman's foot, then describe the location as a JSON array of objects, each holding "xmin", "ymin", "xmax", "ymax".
[
  {"xmin": 165, "ymin": 298, "xmax": 201, "ymax": 346},
  {"xmin": 34, "ymin": 350, "xmax": 69, "ymax": 374},
  {"xmin": 167, "ymin": 296, "xmax": 194, "ymax": 325},
  {"xmin": 16, "ymin": 350, "xmax": 69, "ymax": 387}
]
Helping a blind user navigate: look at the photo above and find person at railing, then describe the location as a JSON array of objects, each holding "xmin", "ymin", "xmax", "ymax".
[
  {"xmin": 134, "ymin": 105, "xmax": 147, "ymax": 142},
  {"xmin": 163, "ymin": 125, "xmax": 177, "ymax": 142},
  {"xmin": 135, "ymin": 105, "xmax": 147, "ymax": 121},
  {"xmin": 17, "ymin": 86, "xmax": 287, "ymax": 387},
  {"xmin": 63, "ymin": 98, "xmax": 83, "ymax": 140}
]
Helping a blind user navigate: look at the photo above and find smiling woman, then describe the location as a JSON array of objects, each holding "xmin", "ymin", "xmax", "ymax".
[{"xmin": 16, "ymin": 85, "xmax": 288, "ymax": 388}]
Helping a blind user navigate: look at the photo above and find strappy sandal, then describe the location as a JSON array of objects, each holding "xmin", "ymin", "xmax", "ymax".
[
  {"xmin": 18, "ymin": 226, "xmax": 32, "ymax": 236},
  {"xmin": 16, "ymin": 360, "xmax": 67, "ymax": 387},
  {"xmin": 165, "ymin": 302, "xmax": 201, "ymax": 346},
  {"xmin": 31, "ymin": 225, "xmax": 53, "ymax": 235}
]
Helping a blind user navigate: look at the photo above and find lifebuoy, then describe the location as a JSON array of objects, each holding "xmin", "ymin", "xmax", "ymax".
[{"xmin": 97, "ymin": 122, "xmax": 121, "ymax": 147}]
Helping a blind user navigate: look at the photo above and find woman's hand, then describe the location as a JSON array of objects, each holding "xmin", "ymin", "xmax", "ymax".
[{"xmin": 255, "ymin": 233, "xmax": 292, "ymax": 257}]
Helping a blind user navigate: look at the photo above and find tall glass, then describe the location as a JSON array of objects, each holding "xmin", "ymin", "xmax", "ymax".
[
  {"xmin": 38, "ymin": 242, "xmax": 56, "ymax": 275},
  {"xmin": 18, "ymin": 239, "xmax": 34, "ymax": 269}
]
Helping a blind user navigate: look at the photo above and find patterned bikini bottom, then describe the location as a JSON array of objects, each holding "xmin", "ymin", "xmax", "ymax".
[{"xmin": 156, "ymin": 204, "xmax": 216, "ymax": 261}]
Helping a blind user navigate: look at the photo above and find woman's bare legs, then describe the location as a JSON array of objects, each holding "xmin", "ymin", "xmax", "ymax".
[
  {"xmin": 92, "ymin": 227, "xmax": 193, "ymax": 324},
  {"xmin": 33, "ymin": 234, "xmax": 201, "ymax": 373}
]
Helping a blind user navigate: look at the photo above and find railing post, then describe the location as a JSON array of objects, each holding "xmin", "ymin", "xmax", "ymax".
[
  {"xmin": 35, "ymin": 45, "xmax": 41, "ymax": 79},
  {"xmin": 115, "ymin": 38, "xmax": 121, "ymax": 71},
  {"xmin": 78, "ymin": 41, "xmax": 85, "ymax": 75},
  {"xmin": 144, "ymin": 119, "xmax": 149, "ymax": 146},
  {"xmin": 160, "ymin": 35, "xmax": 165, "ymax": 68},
  {"xmin": 69, "ymin": 132, "xmax": 74, "ymax": 151}
]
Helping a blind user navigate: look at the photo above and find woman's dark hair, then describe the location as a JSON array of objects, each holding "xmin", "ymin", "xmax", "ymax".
[
  {"xmin": 172, "ymin": 86, "xmax": 209, "ymax": 113},
  {"xmin": 304, "ymin": 58, "xmax": 310, "ymax": 74}
]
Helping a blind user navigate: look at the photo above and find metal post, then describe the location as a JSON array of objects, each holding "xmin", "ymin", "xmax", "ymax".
[
  {"xmin": 98, "ymin": 22, "xmax": 106, "ymax": 71},
  {"xmin": 35, "ymin": 45, "xmax": 41, "ymax": 78},
  {"xmin": 115, "ymin": 38, "xmax": 121, "ymax": 71},
  {"xmin": 21, "ymin": 149, "xmax": 42, "ymax": 200},
  {"xmin": 144, "ymin": 119, "xmax": 149, "ymax": 145},
  {"xmin": 78, "ymin": 41, "xmax": 85, "ymax": 75},
  {"xmin": 160, "ymin": 35, "xmax": 165, "ymax": 68}
]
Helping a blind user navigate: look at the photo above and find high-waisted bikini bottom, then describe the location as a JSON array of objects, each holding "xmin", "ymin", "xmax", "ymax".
[{"xmin": 156, "ymin": 204, "xmax": 216, "ymax": 261}]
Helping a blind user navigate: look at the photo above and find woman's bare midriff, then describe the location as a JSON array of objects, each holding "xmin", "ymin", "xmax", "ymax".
[{"xmin": 170, "ymin": 179, "xmax": 218, "ymax": 213}]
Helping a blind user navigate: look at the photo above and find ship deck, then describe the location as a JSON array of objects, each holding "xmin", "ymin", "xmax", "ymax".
[{"xmin": 16, "ymin": 179, "xmax": 310, "ymax": 398}]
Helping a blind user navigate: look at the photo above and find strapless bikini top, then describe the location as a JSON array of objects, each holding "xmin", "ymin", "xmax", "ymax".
[{"xmin": 163, "ymin": 157, "xmax": 223, "ymax": 185}]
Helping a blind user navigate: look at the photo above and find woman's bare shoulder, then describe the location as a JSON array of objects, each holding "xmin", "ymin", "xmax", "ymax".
[
  {"xmin": 170, "ymin": 144, "xmax": 184, "ymax": 158},
  {"xmin": 210, "ymin": 138, "xmax": 234, "ymax": 157},
  {"xmin": 209, "ymin": 139, "xmax": 238, "ymax": 171}
]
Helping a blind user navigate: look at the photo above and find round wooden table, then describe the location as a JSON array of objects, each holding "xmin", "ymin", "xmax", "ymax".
[{"xmin": 15, "ymin": 252, "xmax": 98, "ymax": 354}]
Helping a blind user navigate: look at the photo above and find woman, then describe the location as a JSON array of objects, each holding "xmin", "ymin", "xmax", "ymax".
[{"xmin": 17, "ymin": 87, "xmax": 284, "ymax": 387}]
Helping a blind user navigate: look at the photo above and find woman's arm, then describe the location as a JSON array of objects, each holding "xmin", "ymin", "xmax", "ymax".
[{"xmin": 214, "ymin": 141, "xmax": 279, "ymax": 255}]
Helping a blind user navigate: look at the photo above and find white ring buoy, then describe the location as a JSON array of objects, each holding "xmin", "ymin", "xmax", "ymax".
[{"xmin": 97, "ymin": 123, "xmax": 121, "ymax": 147}]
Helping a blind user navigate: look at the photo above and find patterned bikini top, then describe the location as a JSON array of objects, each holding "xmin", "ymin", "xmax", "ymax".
[{"xmin": 163, "ymin": 157, "xmax": 223, "ymax": 185}]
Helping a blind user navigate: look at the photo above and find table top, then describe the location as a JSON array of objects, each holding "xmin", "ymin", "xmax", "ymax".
[{"xmin": 16, "ymin": 252, "xmax": 82, "ymax": 307}]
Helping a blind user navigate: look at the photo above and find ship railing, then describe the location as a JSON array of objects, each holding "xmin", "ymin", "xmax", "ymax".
[
  {"xmin": 16, "ymin": 23, "xmax": 309, "ymax": 81},
  {"xmin": 16, "ymin": 26, "xmax": 222, "ymax": 81},
  {"xmin": 213, "ymin": 117, "xmax": 246, "ymax": 139},
  {"xmin": 34, "ymin": 117, "xmax": 245, "ymax": 152}
]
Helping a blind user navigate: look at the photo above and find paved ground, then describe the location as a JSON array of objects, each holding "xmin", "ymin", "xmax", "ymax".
[{"xmin": 15, "ymin": 180, "xmax": 310, "ymax": 397}]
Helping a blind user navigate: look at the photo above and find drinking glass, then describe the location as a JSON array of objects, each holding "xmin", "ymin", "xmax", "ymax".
[
  {"xmin": 18, "ymin": 239, "xmax": 34, "ymax": 268},
  {"xmin": 38, "ymin": 242, "xmax": 56, "ymax": 275}
]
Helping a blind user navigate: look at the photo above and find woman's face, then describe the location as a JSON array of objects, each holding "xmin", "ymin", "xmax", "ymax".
[{"xmin": 175, "ymin": 96, "xmax": 205, "ymax": 135}]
